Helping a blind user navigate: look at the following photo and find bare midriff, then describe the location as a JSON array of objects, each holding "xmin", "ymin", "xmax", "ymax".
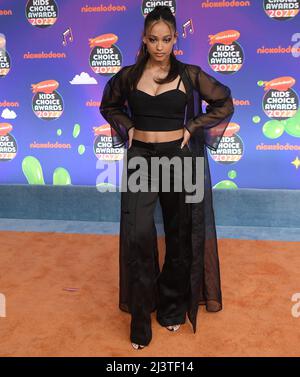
[{"xmin": 132, "ymin": 129, "xmax": 184, "ymax": 143}]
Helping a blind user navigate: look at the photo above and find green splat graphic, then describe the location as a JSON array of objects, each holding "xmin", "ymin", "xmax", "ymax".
[
  {"xmin": 22, "ymin": 156, "xmax": 45, "ymax": 185},
  {"xmin": 280, "ymin": 119, "xmax": 287, "ymax": 127},
  {"xmin": 53, "ymin": 167, "xmax": 72, "ymax": 185},
  {"xmin": 262, "ymin": 120, "xmax": 284, "ymax": 139},
  {"xmin": 73, "ymin": 123, "xmax": 80, "ymax": 138},
  {"xmin": 284, "ymin": 115, "xmax": 300, "ymax": 137},
  {"xmin": 57, "ymin": 129, "xmax": 62, "ymax": 136},
  {"xmin": 96, "ymin": 182, "xmax": 117, "ymax": 192},
  {"xmin": 213, "ymin": 180, "xmax": 238, "ymax": 189},
  {"xmin": 228, "ymin": 170, "xmax": 237, "ymax": 179},
  {"xmin": 78, "ymin": 144, "xmax": 85, "ymax": 155},
  {"xmin": 252, "ymin": 116, "xmax": 261, "ymax": 124},
  {"xmin": 293, "ymin": 108, "xmax": 300, "ymax": 120},
  {"xmin": 257, "ymin": 80, "xmax": 264, "ymax": 87}
]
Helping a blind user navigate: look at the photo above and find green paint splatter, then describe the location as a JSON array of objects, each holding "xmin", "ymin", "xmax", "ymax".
[
  {"xmin": 96, "ymin": 182, "xmax": 117, "ymax": 192},
  {"xmin": 73, "ymin": 123, "xmax": 80, "ymax": 138},
  {"xmin": 228, "ymin": 170, "xmax": 237, "ymax": 179},
  {"xmin": 262, "ymin": 120, "xmax": 284, "ymax": 139},
  {"xmin": 53, "ymin": 167, "xmax": 72, "ymax": 185},
  {"xmin": 78, "ymin": 144, "xmax": 85, "ymax": 155},
  {"xmin": 213, "ymin": 180, "xmax": 238, "ymax": 189},
  {"xmin": 257, "ymin": 80, "xmax": 264, "ymax": 87},
  {"xmin": 57, "ymin": 129, "xmax": 62, "ymax": 136},
  {"xmin": 252, "ymin": 116, "xmax": 261, "ymax": 124},
  {"xmin": 284, "ymin": 116, "xmax": 300, "ymax": 137},
  {"xmin": 22, "ymin": 156, "xmax": 45, "ymax": 185}
]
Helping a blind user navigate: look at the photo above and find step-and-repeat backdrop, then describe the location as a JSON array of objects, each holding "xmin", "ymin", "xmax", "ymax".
[{"xmin": 1, "ymin": 0, "xmax": 300, "ymax": 189}]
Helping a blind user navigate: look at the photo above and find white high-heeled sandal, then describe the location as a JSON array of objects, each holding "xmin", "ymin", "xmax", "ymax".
[
  {"xmin": 166, "ymin": 324, "xmax": 181, "ymax": 331},
  {"xmin": 131, "ymin": 342, "xmax": 146, "ymax": 350}
]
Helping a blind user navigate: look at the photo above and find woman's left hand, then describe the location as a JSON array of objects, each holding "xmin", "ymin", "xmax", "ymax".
[{"xmin": 181, "ymin": 129, "xmax": 191, "ymax": 149}]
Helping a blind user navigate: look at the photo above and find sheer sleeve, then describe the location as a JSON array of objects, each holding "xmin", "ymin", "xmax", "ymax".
[
  {"xmin": 185, "ymin": 66, "xmax": 235, "ymax": 151},
  {"xmin": 99, "ymin": 67, "xmax": 134, "ymax": 149}
]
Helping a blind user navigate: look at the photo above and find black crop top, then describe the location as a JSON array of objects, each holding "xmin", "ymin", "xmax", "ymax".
[{"xmin": 128, "ymin": 75, "xmax": 187, "ymax": 132}]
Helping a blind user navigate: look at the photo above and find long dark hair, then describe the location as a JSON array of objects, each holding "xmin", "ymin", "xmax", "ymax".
[{"xmin": 128, "ymin": 5, "xmax": 181, "ymax": 91}]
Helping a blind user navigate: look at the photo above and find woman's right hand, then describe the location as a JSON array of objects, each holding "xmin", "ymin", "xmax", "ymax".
[{"xmin": 128, "ymin": 127, "xmax": 135, "ymax": 149}]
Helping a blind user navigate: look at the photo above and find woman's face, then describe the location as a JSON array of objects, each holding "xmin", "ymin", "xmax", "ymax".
[{"xmin": 143, "ymin": 20, "xmax": 177, "ymax": 63}]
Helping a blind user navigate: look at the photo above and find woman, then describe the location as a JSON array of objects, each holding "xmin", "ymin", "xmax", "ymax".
[{"xmin": 100, "ymin": 5, "xmax": 234, "ymax": 350}]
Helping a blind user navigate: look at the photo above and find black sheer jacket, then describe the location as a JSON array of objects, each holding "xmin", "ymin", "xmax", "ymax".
[
  {"xmin": 99, "ymin": 60, "xmax": 235, "ymax": 334},
  {"xmin": 100, "ymin": 61, "xmax": 234, "ymax": 151}
]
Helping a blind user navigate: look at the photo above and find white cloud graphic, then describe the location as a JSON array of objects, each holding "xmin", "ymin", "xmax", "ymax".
[
  {"xmin": 1, "ymin": 108, "xmax": 17, "ymax": 119},
  {"xmin": 70, "ymin": 72, "xmax": 98, "ymax": 85}
]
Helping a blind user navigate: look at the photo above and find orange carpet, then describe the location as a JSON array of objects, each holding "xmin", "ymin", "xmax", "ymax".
[{"xmin": 0, "ymin": 231, "xmax": 299, "ymax": 357}]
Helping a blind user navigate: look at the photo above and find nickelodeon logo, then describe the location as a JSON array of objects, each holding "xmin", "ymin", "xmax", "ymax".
[
  {"xmin": 0, "ymin": 8, "xmax": 13, "ymax": 16},
  {"xmin": 81, "ymin": 4, "xmax": 128, "ymax": 13},
  {"xmin": 257, "ymin": 45, "xmax": 300, "ymax": 55},
  {"xmin": 24, "ymin": 51, "xmax": 67, "ymax": 59},
  {"xmin": 201, "ymin": 0, "xmax": 251, "ymax": 8}
]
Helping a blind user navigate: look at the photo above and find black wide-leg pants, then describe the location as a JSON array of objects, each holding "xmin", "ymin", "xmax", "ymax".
[{"xmin": 121, "ymin": 137, "xmax": 194, "ymax": 345}]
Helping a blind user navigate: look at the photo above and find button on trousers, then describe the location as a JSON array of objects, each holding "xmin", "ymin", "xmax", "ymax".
[{"xmin": 120, "ymin": 137, "xmax": 194, "ymax": 346}]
